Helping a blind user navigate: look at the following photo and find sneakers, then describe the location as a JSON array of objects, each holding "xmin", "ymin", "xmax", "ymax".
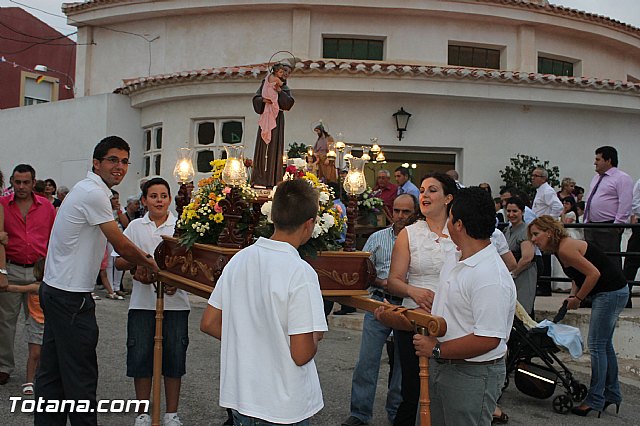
[
  {"xmin": 134, "ymin": 413, "xmax": 182, "ymax": 426},
  {"xmin": 134, "ymin": 414, "xmax": 151, "ymax": 426},
  {"xmin": 342, "ymin": 416, "xmax": 368, "ymax": 426},
  {"xmin": 164, "ymin": 413, "xmax": 183, "ymax": 426}
]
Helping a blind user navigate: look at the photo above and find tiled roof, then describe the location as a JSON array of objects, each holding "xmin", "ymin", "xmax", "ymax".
[
  {"xmin": 62, "ymin": 0, "xmax": 640, "ymax": 37},
  {"xmin": 115, "ymin": 60, "xmax": 640, "ymax": 96}
]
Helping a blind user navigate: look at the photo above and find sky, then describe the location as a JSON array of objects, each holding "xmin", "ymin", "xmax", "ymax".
[{"xmin": 0, "ymin": 0, "xmax": 638, "ymax": 39}]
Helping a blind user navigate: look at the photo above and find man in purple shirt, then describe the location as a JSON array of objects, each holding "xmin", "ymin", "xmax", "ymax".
[{"xmin": 583, "ymin": 146, "xmax": 633, "ymax": 269}]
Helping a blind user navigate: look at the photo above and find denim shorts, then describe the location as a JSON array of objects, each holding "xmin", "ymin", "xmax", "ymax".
[{"xmin": 126, "ymin": 309, "xmax": 189, "ymax": 378}]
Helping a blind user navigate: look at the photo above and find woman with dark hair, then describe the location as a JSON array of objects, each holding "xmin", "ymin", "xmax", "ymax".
[
  {"xmin": 44, "ymin": 178, "xmax": 61, "ymax": 207},
  {"xmin": 529, "ymin": 216, "xmax": 628, "ymax": 417},
  {"xmin": 385, "ymin": 172, "xmax": 457, "ymax": 425},
  {"xmin": 503, "ymin": 197, "xmax": 537, "ymax": 313},
  {"xmin": 312, "ymin": 124, "xmax": 336, "ymax": 182}
]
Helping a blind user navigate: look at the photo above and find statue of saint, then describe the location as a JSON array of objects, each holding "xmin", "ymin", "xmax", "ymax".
[{"xmin": 251, "ymin": 61, "xmax": 295, "ymax": 187}]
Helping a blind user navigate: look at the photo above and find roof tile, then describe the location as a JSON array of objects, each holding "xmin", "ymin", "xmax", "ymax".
[{"xmin": 114, "ymin": 59, "xmax": 640, "ymax": 96}]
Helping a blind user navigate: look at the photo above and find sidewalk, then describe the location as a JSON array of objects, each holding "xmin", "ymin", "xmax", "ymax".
[{"xmin": 328, "ymin": 293, "xmax": 640, "ymax": 382}]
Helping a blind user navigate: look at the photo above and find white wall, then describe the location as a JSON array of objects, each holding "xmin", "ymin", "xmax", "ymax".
[
  {"xmin": 0, "ymin": 94, "xmax": 142, "ymax": 200},
  {"xmin": 72, "ymin": 2, "xmax": 640, "ymax": 96},
  {"xmin": 133, "ymin": 89, "xmax": 640, "ymax": 195}
]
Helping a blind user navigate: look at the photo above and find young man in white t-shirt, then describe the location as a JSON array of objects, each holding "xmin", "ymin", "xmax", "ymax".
[
  {"xmin": 35, "ymin": 136, "xmax": 159, "ymax": 426},
  {"xmin": 413, "ymin": 187, "xmax": 516, "ymax": 426},
  {"xmin": 201, "ymin": 179, "xmax": 328, "ymax": 425}
]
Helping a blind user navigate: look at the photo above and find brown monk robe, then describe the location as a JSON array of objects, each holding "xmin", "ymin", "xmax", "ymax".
[{"xmin": 251, "ymin": 65, "xmax": 295, "ymax": 188}]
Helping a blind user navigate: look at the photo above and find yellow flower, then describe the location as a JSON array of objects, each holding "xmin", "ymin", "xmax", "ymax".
[
  {"xmin": 213, "ymin": 212, "xmax": 224, "ymax": 223},
  {"xmin": 209, "ymin": 214, "xmax": 215, "ymax": 220},
  {"xmin": 304, "ymin": 172, "xmax": 319, "ymax": 186}
]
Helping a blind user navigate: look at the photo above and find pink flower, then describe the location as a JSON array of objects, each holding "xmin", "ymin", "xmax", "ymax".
[
  {"xmin": 214, "ymin": 203, "xmax": 223, "ymax": 213},
  {"xmin": 222, "ymin": 187, "xmax": 231, "ymax": 194},
  {"xmin": 285, "ymin": 165, "xmax": 297, "ymax": 174}
]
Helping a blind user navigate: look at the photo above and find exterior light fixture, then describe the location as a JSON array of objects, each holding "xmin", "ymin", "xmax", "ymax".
[
  {"xmin": 34, "ymin": 64, "xmax": 76, "ymax": 93},
  {"xmin": 393, "ymin": 107, "xmax": 412, "ymax": 141}
]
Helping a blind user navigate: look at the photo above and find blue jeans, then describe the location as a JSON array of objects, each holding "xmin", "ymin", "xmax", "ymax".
[
  {"xmin": 349, "ymin": 294, "xmax": 402, "ymax": 423},
  {"xmin": 232, "ymin": 410, "xmax": 309, "ymax": 426},
  {"xmin": 584, "ymin": 286, "xmax": 628, "ymax": 410}
]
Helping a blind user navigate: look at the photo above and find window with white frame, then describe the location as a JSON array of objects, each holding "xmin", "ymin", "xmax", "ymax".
[
  {"xmin": 143, "ymin": 125, "xmax": 163, "ymax": 177},
  {"xmin": 21, "ymin": 71, "xmax": 58, "ymax": 106},
  {"xmin": 193, "ymin": 118, "xmax": 244, "ymax": 174}
]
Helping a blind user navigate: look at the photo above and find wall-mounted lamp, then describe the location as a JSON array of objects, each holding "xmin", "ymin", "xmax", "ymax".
[
  {"xmin": 393, "ymin": 107, "xmax": 412, "ymax": 141},
  {"xmin": 34, "ymin": 64, "xmax": 76, "ymax": 94}
]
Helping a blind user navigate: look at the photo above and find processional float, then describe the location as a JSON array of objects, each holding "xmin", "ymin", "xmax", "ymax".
[{"xmin": 149, "ymin": 144, "xmax": 446, "ymax": 426}]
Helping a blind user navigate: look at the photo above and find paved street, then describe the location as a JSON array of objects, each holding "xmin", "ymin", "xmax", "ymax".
[{"xmin": 0, "ymin": 289, "xmax": 638, "ymax": 425}]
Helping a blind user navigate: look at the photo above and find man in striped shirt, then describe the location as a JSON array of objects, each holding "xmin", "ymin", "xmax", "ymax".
[{"xmin": 342, "ymin": 194, "xmax": 418, "ymax": 426}]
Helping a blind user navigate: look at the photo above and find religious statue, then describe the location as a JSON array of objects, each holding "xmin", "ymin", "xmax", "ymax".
[{"xmin": 250, "ymin": 59, "xmax": 295, "ymax": 187}]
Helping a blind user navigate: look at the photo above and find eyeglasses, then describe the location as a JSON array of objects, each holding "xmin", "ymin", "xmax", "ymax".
[
  {"xmin": 531, "ymin": 174, "xmax": 543, "ymax": 178},
  {"xmin": 101, "ymin": 156, "xmax": 131, "ymax": 166}
]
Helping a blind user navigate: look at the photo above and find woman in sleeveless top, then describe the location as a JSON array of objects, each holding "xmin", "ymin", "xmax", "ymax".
[
  {"xmin": 529, "ymin": 216, "xmax": 628, "ymax": 418},
  {"xmin": 384, "ymin": 173, "xmax": 458, "ymax": 426},
  {"xmin": 503, "ymin": 197, "xmax": 537, "ymax": 314}
]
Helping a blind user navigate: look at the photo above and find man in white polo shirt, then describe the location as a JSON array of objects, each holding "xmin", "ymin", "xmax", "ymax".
[
  {"xmin": 413, "ymin": 187, "xmax": 516, "ymax": 426},
  {"xmin": 35, "ymin": 136, "xmax": 159, "ymax": 426}
]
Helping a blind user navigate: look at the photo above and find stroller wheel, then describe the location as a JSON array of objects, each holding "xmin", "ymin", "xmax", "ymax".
[
  {"xmin": 553, "ymin": 394, "xmax": 573, "ymax": 414},
  {"xmin": 572, "ymin": 384, "xmax": 588, "ymax": 402}
]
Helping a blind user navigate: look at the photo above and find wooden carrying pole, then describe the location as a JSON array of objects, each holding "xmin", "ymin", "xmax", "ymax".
[
  {"xmin": 416, "ymin": 326, "xmax": 431, "ymax": 426},
  {"xmin": 329, "ymin": 296, "xmax": 446, "ymax": 426},
  {"xmin": 151, "ymin": 281, "xmax": 165, "ymax": 426}
]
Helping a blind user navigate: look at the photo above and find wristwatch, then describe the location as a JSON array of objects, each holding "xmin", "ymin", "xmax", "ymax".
[
  {"xmin": 0, "ymin": 268, "xmax": 7, "ymax": 276},
  {"xmin": 432, "ymin": 341, "xmax": 441, "ymax": 359}
]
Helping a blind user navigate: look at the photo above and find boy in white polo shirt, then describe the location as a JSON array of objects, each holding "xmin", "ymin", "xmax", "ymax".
[
  {"xmin": 113, "ymin": 177, "xmax": 187, "ymax": 426},
  {"xmin": 201, "ymin": 178, "xmax": 328, "ymax": 425},
  {"xmin": 413, "ymin": 187, "xmax": 516, "ymax": 426}
]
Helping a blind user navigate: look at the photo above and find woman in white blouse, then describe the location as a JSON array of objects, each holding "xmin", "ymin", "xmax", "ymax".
[{"xmin": 385, "ymin": 172, "xmax": 458, "ymax": 426}]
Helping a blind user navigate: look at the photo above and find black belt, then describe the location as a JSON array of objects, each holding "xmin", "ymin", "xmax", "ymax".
[
  {"xmin": 436, "ymin": 356, "xmax": 504, "ymax": 366},
  {"xmin": 372, "ymin": 290, "xmax": 403, "ymax": 304},
  {"xmin": 7, "ymin": 259, "xmax": 35, "ymax": 268}
]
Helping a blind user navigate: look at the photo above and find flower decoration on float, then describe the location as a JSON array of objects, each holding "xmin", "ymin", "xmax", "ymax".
[
  {"xmin": 256, "ymin": 162, "xmax": 346, "ymax": 257},
  {"xmin": 176, "ymin": 158, "xmax": 257, "ymax": 248}
]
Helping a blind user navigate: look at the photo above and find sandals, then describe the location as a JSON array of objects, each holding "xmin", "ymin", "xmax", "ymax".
[
  {"xmin": 106, "ymin": 293, "xmax": 124, "ymax": 300},
  {"xmin": 492, "ymin": 411, "xmax": 509, "ymax": 424},
  {"xmin": 91, "ymin": 293, "xmax": 101, "ymax": 300},
  {"xmin": 22, "ymin": 382, "xmax": 34, "ymax": 396}
]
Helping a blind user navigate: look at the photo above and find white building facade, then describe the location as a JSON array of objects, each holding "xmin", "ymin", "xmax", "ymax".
[{"xmin": 1, "ymin": 0, "xmax": 639, "ymax": 199}]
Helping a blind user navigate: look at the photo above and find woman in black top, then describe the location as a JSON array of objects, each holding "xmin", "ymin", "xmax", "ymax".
[{"xmin": 528, "ymin": 216, "xmax": 628, "ymax": 417}]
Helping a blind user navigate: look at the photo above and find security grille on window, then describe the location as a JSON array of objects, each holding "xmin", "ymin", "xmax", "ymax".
[
  {"xmin": 538, "ymin": 57, "xmax": 574, "ymax": 77},
  {"xmin": 448, "ymin": 45, "xmax": 500, "ymax": 69},
  {"xmin": 323, "ymin": 38, "xmax": 384, "ymax": 60},
  {"xmin": 143, "ymin": 126, "xmax": 163, "ymax": 177},
  {"xmin": 194, "ymin": 119, "xmax": 244, "ymax": 174}
]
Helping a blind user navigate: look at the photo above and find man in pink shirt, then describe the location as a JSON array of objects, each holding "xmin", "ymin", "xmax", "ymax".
[
  {"xmin": 583, "ymin": 146, "xmax": 633, "ymax": 270},
  {"xmin": 372, "ymin": 170, "xmax": 397, "ymax": 221},
  {"xmin": 0, "ymin": 164, "xmax": 55, "ymax": 385}
]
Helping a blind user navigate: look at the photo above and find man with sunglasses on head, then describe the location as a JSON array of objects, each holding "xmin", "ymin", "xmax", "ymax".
[{"xmin": 35, "ymin": 136, "xmax": 160, "ymax": 426}]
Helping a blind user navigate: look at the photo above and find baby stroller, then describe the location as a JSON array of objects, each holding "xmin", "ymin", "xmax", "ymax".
[{"xmin": 503, "ymin": 301, "xmax": 588, "ymax": 414}]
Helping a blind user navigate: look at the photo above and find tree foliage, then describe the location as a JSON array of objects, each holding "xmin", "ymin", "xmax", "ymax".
[{"xmin": 500, "ymin": 154, "xmax": 560, "ymax": 201}]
